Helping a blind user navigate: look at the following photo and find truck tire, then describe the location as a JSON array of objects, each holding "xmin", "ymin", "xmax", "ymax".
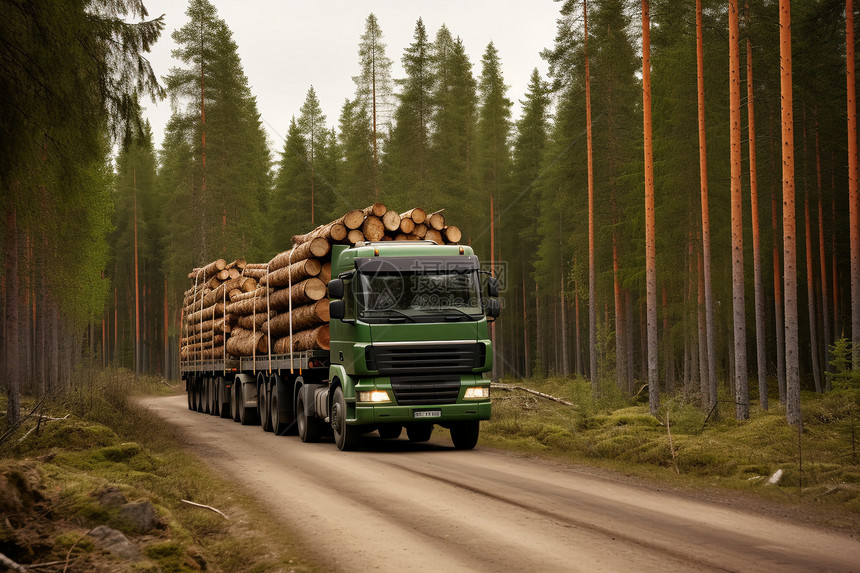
[
  {"xmin": 271, "ymin": 374, "xmax": 294, "ymax": 436},
  {"xmin": 378, "ymin": 425, "xmax": 402, "ymax": 439},
  {"xmin": 297, "ymin": 391, "xmax": 322, "ymax": 443},
  {"xmin": 259, "ymin": 378, "xmax": 272, "ymax": 432},
  {"xmin": 332, "ymin": 386, "xmax": 359, "ymax": 451},
  {"xmin": 231, "ymin": 381, "xmax": 241, "ymax": 422},
  {"xmin": 218, "ymin": 377, "xmax": 231, "ymax": 419},
  {"xmin": 406, "ymin": 424, "xmax": 433, "ymax": 443},
  {"xmin": 208, "ymin": 378, "xmax": 219, "ymax": 416},
  {"xmin": 450, "ymin": 421, "xmax": 480, "ymax": 450},
  {"xmin": 239, "ymin": 381, "xmax": 259, "ymax": 426},
  {"xmin": 187, "ymin": 380, "xmax": 193, "ymax": 410}
]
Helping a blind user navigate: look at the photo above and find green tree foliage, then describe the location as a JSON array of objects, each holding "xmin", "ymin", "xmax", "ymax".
[
  {"xmin": 475, "ymin": 42, "xmax": 513, "ymax": 257},
  {"xmin": 382, "ymin": 18, "xmax": 434, "ymax": 210},
  {"xmin": 272, "ymin": 117, "xmax": 312, "ymax": 250},
  {"xmin": 428, "ymin": 26, "xmax": 478, "ymax": 226},
  {"xmin": 353, "ymin": 13, "xmax": 395, "ymax": 193},
  {"xmin": 163, "ymin": 0, "xmax": 271, "ymax": 269},
  {"xmin": 0, "ymin": 0, "xmax": 164, "ymax": 423},
  {"xmin": 336, "ymin": 98, "xmax": 376, "ymax": 207}
]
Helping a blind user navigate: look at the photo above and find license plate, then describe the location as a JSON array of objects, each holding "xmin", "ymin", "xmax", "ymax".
[{"xmin": 414, "ymin": 410, "xmax": 442, "ymax": 419}]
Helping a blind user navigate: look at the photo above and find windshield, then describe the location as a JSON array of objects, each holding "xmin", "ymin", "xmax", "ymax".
[{"xmin": 357, "ymin": 270, "xmax": 482, "ymax": 322}]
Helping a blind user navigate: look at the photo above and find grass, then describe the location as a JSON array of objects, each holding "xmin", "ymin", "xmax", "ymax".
[
  {"xmin": 0, "ymin": 367, "xmax": 314, "ymax": 572},
  {"xmin": 483, "ymin": 375, "xmax": 860, "ymax": 524}
]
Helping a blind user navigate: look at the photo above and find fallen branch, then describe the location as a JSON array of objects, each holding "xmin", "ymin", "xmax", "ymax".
[
  {"xmin": 17, "ymin": 414, "xmax": 70, "ymax": 444},
  {"xmin": 0, "ymin": 551, "xmax": 27, "ymax": 572},
  {"xmin": 181, "ymin": 499, "xmax": 229, "ymax": 520},
  {"xmin": 491, "ymin": 383, "xmax": 576, "ymax": 407},
  {"xmin": 0, "ymin": 396, "xmax": 47, "ymax": 449},
  {"xmin": 63, "ymin": 528, "xmax": 93, "ymax": 573}
]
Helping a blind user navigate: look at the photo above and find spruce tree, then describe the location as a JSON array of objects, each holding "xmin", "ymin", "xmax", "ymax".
[
  {"xmin": 382, "ymin": 18, "xmax": 434, "ymax": 209},
  {"xmin": 353, "ymin": 13, "xmax": 394, "ymax": 193},
  {"xmin": 428, "ymin": 26, "xmax": 477, "ymax": 225}
]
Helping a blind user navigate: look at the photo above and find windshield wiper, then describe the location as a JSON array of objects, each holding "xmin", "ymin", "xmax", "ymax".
[
  {"xmin": 361, "ymin": 308, "xmax": 417, "ymax": 322},
  {"xmin": 440, "ymin": 307, "xmax": 481, "ymax": 321}
]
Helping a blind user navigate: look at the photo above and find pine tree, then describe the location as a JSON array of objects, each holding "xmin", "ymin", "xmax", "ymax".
[
  {"xmin": 272, "ymin": 118, "xmax": 312, "ymax": 250},
  {"xmin": 428, "ymin": 26, "xmax": 478, "ymax": 224},
  {"xmin": 353, "ymin": 13, "xmax": 394, "ymax": 194},
  {"xmin": 164, "ymin": 0, "xmax": 271, "ymax": 266},
  {"xmin": 382, "ymin": 18, "xmax": 434, "ymax": 209},
  {"xmin": 297, "ymin": 86, "xmax": 327, "ymax": 225}
]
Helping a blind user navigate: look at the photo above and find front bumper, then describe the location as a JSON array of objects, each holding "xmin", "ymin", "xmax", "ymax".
[{"xmin": 353, "ymin": 400, "xmax": 491, "ymax": 425}]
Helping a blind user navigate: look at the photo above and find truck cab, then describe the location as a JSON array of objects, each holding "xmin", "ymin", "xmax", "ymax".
[{"xmin": 310, "ymin": 241, "xmax": 498, "ymax": 450}]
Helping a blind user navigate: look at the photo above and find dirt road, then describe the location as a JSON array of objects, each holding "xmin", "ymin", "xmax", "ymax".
[{"xmin": 141, "ymin": 394, "xmax": 859, "ymax": 572}]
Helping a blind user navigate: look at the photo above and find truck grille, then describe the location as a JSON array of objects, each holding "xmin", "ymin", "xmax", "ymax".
[
  {"xmin": 389, "ymin": 374, "xmax": 461, "ymax": 405},
  {"xmin": 366, "ymin": 343, "xmax": 484, "ymax": 375}
]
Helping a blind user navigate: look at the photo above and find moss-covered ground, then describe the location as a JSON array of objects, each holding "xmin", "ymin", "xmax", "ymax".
[
  {"xmin": 0, "ymin": 369, "xmax": 314, "ymax": 572},
  {"xmin": 482, "ymin": 375, "xmax": 860, "ymax": 528}
]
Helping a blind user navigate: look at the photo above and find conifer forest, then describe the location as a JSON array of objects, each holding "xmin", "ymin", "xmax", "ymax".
[{"xmin": 3, "ymin": 0, "xmax": 860, "ymax": 427}]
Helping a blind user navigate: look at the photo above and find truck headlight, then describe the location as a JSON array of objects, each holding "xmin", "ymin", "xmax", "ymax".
[
  {"xmin": 358, "ymin": 390, "xmax": 391, "ymax": 403},
  {"xmin": 464, "ymin": 386, "xmax": 489, "ymax": 399}
]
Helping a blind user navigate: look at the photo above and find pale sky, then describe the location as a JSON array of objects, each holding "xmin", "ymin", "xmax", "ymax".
[{"xmin": 140, "ymin": 0, "xmax": 563, "ymax": 155}]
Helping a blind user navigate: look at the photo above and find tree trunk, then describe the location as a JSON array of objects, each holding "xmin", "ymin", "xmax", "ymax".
[
  {"xmin": 262, "ymin": 299, "xmax": 330, "ymax": 338},
  {"xmin": 849, "ymin": 0, "xmax": 860, "ymax": 371},
  {"xmin": 782, "ymin": 0, "xmax": 801, "ymax": 426},
  {"xmin": 770, "ymin": 110, "xmax": 787, "ymax": 403},
  {"xmin": 643, "ymin": 0, "xmax": 659, "ymax": 415},
  {"xmin": 697, "ymin": 0, "xmax": 718, "ymax": 413},
  {"xmin": 805, "ymin": 187, "xmax": 822, "ymax": 392},
  {"xmin": 269, "ymin": 238, "xmax": 331, "ymax": 271},
  {"xmin": 729, "ymin": 0, "xmax": 749, "ymax": 420},
  {"xmin": 584, "ymin": 0, "xmax": 598, "ymax": 391},
  {"xmin": 746, "ymin": 8, "xmax": 768, "ymax": 410},
  {"xmin": 274, "ymin": 325, "xmax": 331, "ymax": 353},
  {"xmin": 614, "ymin": 229, "xmax": 625, "ymax": 389},
  {"xmin": 261, "ymin": 258, "xmax": 322, "ymax": 289},
  {"xmin": 815, "ymin": 115, "xmax": 831, "ymax": 381},
  {"xmin": 4, "ymin": 205, "xmax": 20, "ymax": 428}
]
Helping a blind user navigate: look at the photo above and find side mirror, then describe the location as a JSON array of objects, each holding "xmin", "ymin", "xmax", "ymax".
[
  {"xmin": 330, "ymin": 299, "xmax": 346, "ymax": 320},
  {"xmin": 487, "ymin": 276, "xmax": 499, "ymax": 298},
  {"xmin": 328, "ymin": 278, "xmax": 344, "ymax": 299},
  {"xmin": 486, "ymin": 298, "xmax": 500, "ymax": 320}
]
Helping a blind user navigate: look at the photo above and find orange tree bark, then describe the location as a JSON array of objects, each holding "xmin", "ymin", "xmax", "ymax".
[
  {"xmin": 746, "ymin": 2, "xmax": 768, "ymax": 410},
  {"xmin": 729, "ymin": 0, "xmax": 749, "ymax": 420},
  {"xmin": 697, "ymin": 0, "xmax": 718, "ymax": 412},
  {"xmin": 643, "ymin": 0, "xmax": 659, "ymax": 415},
  {"xmin": 781, "ymin": 0, "xmax": 801, "ymax": 426},
  {"xmin": 584, "ymin": 0, "xmax": 598, "ymax": 390},
  {"xmin": 848, "ymin": 0, "xmax": 860, "ymax": 370}
]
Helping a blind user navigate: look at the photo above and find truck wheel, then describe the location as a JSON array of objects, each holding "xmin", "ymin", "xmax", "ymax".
[
  {"xmin": 259, "ymin": 380, "xmax": 272, "ymax": 432},
  {"xmin": 331, "ymin": 386, "xmax": 359, "ymax": 451},
  {"xmin": 209, "ymin": 378, "xmax": 219, "ymax": 416},
  {"xmin": 297, "ymin": 391, "xmax": 322, "ymax": 443},
  {"xmin": 239, "ymin": 382, "xmax": 259, "ymax": 426},
  {"xmin": 195, "ymin": 380, "xmax": 203, "ymax": 413},
  {"xmin": 203, "ymin": 378, "xmax": 211, "ymax": 415},
  {"xmin": 406, "ymin": 424, "xmax": 433, "ymax": 443},
  {"xmin": 450, "ymin": 421, "xmax": 480, "ymax": 450},
  {"xmin": 218, "ymin": 377, "xmax": 231, "ymax": 419},
  {"xmin": 187, "ymin": 380, "xmax": 193, "ymax": 410},
  {"xmin": 378, "ymin": 425, "xmax": 402, "ymax": 439},
  {"xmin": 231, "ymin": 381, "xmax": 241, "ymax": 422}
]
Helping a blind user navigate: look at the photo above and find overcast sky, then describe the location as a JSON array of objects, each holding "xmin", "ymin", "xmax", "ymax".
[{"xmin": 140, "ymin": 0, "xmax": 563, "ymax": 154}]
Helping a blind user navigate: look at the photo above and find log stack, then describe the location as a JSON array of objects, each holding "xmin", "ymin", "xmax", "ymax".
[{"xmin": 179, "ymin": 205, "xmax": 462, "ymax": 361}]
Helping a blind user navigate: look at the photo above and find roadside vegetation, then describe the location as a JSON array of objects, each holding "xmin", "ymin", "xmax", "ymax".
[
  {"xmin": 0, "ymin": 369, "xmax": 313, "ymax": 573},
  {"xmin": 482, "ymin": 341, "xmax": 860, "ymax": 529}
]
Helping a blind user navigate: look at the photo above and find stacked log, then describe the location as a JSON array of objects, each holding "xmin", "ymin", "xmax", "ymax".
[
  {"xmin": 179, "ymin": 205, "xmax": 463, "ymax": 361},
  {"xmin": 180, "ymin": 258, "xmax": 252, "ymax": 361}
]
